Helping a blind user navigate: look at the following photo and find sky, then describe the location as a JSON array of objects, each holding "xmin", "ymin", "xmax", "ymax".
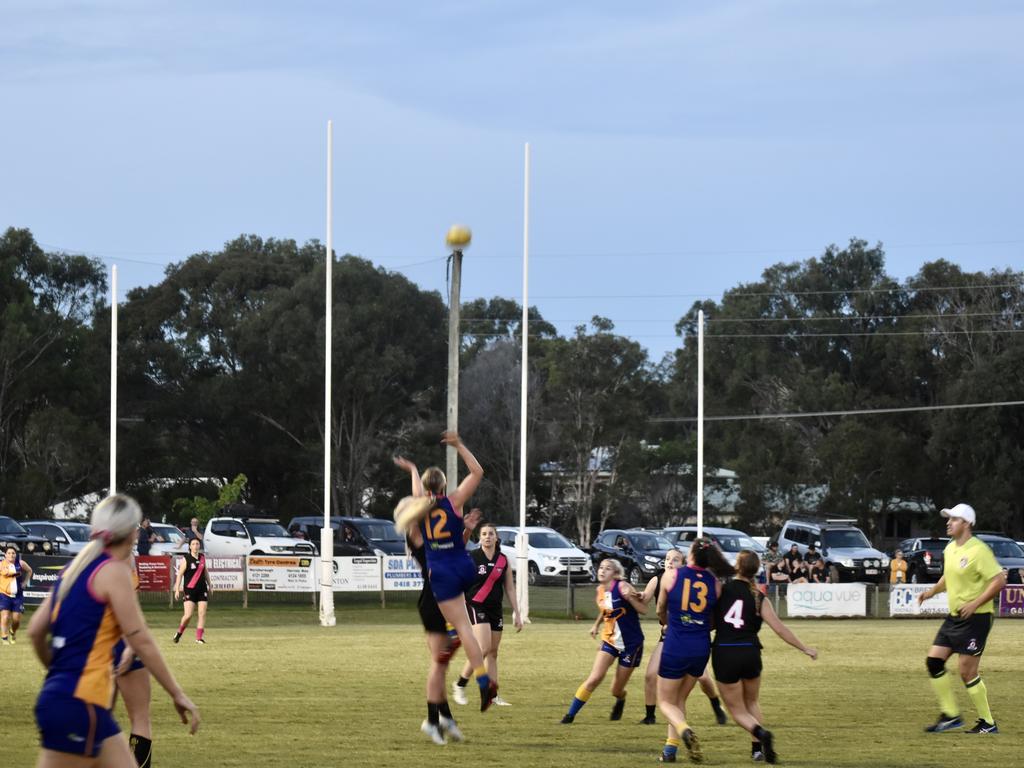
[{"xmin": 2, "ymin": 0, "xmax": 1021, "ymax": 362}]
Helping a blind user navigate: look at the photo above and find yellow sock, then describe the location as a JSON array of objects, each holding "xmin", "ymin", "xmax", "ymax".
[
  {"xmin": 965, "ymin": 677, "xmax": 993, "ymax": 724},
  {"xmin": 665, "ymin": 737, "xmax": 681, "ymax": 748},
  {"xmin": 929, "ymin": 671, "xmax": 959, "ymax": 717},
  {"xmin": 574, "ymin": 685, "xmax": 592, "ymax": 702},
  {"xmin": 673, "ymin": 718, "xmax": 690, "ymax": 734},
  {"xmin": 474, "ymin": 665, "xmax": 488, "ymax": 680}
]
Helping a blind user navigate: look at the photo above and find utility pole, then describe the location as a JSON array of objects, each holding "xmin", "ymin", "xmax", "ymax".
[{"xmin": 445, "ymin": 225, "xmax": 471, "ymax": 485}]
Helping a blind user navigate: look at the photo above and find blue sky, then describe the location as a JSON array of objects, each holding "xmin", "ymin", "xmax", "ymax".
[{"xmin": 3, "ymin": 1, "xmax": 1021, "ymax": 361}]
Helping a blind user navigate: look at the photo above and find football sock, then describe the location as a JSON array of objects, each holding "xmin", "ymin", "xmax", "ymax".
[
  {"xmin": 196, "ymin": 628, "xmax": 205, "ymax": 641},
  {"xmin": 439, "ymin": 701, "xmax": 453, "ymax": 720},
  {"xmin": 446, "ymin": 623, "xmax": 459, "ymax": 643},
  {"xmin": 129, "ymin": 734, "xmax": 152, "ymax": 768},
  {"xmin": 710, "ymin": 697, "xmax": 724, "ymax": 715},
  {"xmin": 177, "ymin": 621, "xmax": 187, "ymax": 633},
  {"xmin": 427, "ymin": 702, "xmax": 440, "ymax": 726},
  {"xmin": 646, "ymin": 704, "xmax": 657, "ymax": 719},
  {"xmin": 474, "ymin": 666, "xmax": 490, "ymax": 690},
  {"xmin": 965, "ymin": 676, "xmax": 993, "ymax": 724},
  {"xmin": 928, "ymin": 668, "xmax": 959, "ymax": 717},
  {"xmin": 672, "ymin": 716, "xmax": 690, "ymax": 736},
  {"xmin": 753, "ymin": 725, "xmax": 769, "ymax": 742},
  {"xmin": 456, "ymin": 676, "xmax": 469, "ymax": 688},
  {"xmin": 567, "ymin": 685, "xmax": 592, "ymax": 717},
  {"xmin": 663, "ymin": 737, "xmax": 680, "ymax": 760},
  {"xmin": 751, "ymin": 741, "xmax": 762, "ymax": 755}
]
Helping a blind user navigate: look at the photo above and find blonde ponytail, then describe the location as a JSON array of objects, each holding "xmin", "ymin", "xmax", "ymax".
[
  {"xmin": 55, "ymin": 494, "xmax": 142, "ymax": 603},
  {"xmin": 393, "ymin": 495, "xmax": 435, "ymax": 534}
]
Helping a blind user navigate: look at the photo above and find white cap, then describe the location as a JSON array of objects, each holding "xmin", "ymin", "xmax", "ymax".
[{"xmin": 940, "ymin": 503, "xmax": 976, "ymax": 525}]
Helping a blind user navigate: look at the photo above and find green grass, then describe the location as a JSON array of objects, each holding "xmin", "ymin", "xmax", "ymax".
[{"xmin": 6, "ymin": 604, "xmax": 1022, "ymax": 767}]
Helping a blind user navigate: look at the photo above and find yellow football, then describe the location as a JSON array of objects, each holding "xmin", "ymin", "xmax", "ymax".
[{"xmin": 445, "ymin": 224, "xmax": 472, "ymax": 250}]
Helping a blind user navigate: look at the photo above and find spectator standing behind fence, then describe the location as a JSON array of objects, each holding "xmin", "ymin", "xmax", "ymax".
[
  {"xmin": 890, "ymin": 550, "xmax": 908, "ymax": 584},
  {"xmin": 804, "ymin": 544, "xmax": 826, "ymax": 583},
  {"xmin": 137, "ymin": 517, "xmax": 154, "ymax": 556},
  {"xmin": 917, "ymin": 503, "xmax": 1006, "ymax": 735},
  {"xmin": 762, "ymin": 543, "xmax": 783, "ymax": 582},
  {"xmin": 186, "ymin": 518, "xmax": 203, "ymax": 546}
]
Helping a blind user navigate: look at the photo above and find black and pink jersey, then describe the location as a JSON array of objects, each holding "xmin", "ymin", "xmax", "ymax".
[{"xmin": 467, "ymin": 547, "xmax": 509, "ymax": 613}]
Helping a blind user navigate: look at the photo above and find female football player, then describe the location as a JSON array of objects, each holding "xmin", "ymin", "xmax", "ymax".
[{"xmin": 173, "ymin": 537, "xmax": 211, "ymax": 644}]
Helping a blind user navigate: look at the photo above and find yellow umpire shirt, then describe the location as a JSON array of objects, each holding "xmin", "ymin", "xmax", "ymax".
[{"xmin": 943, "ymin": 537, "xmax": 1003, "ymax": 616}]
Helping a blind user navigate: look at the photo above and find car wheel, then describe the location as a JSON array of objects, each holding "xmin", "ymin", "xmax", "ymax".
[
  {"xmin": 628, "ymin": 565, "xmax": 643, "ymax": 585},
  {"xmin": 528, "ymin": 562, "xmax": 540, "ymax": 586},
  {"xmin": 828, "ymin": 564, "xmax": 841, "ymax": 584}
]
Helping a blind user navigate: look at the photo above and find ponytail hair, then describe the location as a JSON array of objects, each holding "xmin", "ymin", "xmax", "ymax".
[
  {"xmin": 56, "ymin": 494, "xmax": 142, "ymax": 604},
  {"xmin": 690, "ymin": 538, "xmax": 734, "ymax": 579},
  {"xmin": 394, "ymin": 495, "xmax": 435, "ymax": 533},
  {"xmin": 735, "ymin": 549, "xmax": 762, "ymax": 602},
  {"xmin": 420, "ymin": 467, "xmax": 447, "ymax": 496}
]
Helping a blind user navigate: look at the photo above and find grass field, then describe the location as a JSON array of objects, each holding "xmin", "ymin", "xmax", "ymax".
[{"xmin": 6, "ymin": 604, "xmax": 1022, "ymax": 767}]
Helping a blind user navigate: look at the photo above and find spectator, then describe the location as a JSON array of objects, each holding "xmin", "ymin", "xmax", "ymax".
[
  {"xmin": 784, "ymin": 544, "xmax": 802, "ymax": 572},
  {"xmin": 186, "ymin": 517, "xmax": 203, "ymax": 546},
  {"xmin": 890, "ymin": 550, "xmax": 908, "ymax": 584},
  {"xmin": 342, "ymin": 524, "xmax": 358, "ymax": 545},
  {"xmin": 137, "ymin": 516, "xmax": 154, "ymax": 556},
  {"xmin": 762, "ymin": 542, "xmax": 783, "ymax": 581},
  {"xmin": 804, "ymin": 543, "xmax": 826, "ymax": 583},
  {"xmin": 289, "ymin": 524, "xmax": 307, "ymax": 540},
  {"xmin": 769, "ymin": 558, "xmax": 791, "ymax": 585},
  {"xmin": 789, "ymin": 558, "xmax": 809, "ymax": 584}
]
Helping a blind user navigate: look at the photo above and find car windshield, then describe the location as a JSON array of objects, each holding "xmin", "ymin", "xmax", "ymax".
[
  {"xmin": 152, "ymin": 525, "xmax": 185, "ymax": 545},
  {"xmin": 986, "ymin": 539, "xmax": 1024, "ymax": 559},
  {"xmin": 246, "ymin": 522, "xmax": 290, "ymax": 537},
  {"xmin": 528, "ymin": 531, "xmax": 573, "ymax": 549},
  {"xmin": 823, "ymin": 529, "xmax": 871, "ymax": 549},
  {"xmin": 352, "ymin": 521, "xmax": 403, "ymax": 543},
  {"xmin": 629, "ymin": 532, "xmax": 675, "ymax": 550},
  {"xmin": 920, "ymin": 539, "xmax": 948, "ymax": 552},
  {"xmin": 712, "ymin": 533, "xmax": 762, "ymax": 553},
  {"xmin": 0, "ymin": 518, "xmax": 27, "ymax": 535},
  {"xmin": 63, "ymin": 524, "xmax": 92, "ymax": 542}
]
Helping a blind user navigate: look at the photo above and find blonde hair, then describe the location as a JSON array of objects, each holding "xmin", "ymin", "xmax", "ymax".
[
  {"xmin": 56, "ymin": 494, "xmax": 142, "ymax": 603},
  {"xmin": 393, "ymin": 495, "xmax": 435, "ymax": 534},
  {"xmin": 420, "ymin": 467, "xmax": 447, "ymax": 496},
  {"xmin": 600, "ymin": 557, "xmax": 625, "ymax": 580}
]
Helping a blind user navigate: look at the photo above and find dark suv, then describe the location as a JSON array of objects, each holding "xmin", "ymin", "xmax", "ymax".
[
  {"xmin": 976, "ymin": 533, "xmax": 1024, "ymax": 585},
  {"xmin": 896, "ymin": 537, "xmax": 948, "ymax": 583},
  {"xmin": 590, "ymin": 529, "xmax": 675, "ymax": 585},
  {"xmin": 0, "ymin": 516, "xmax": 57, "ymax": 554},
  {"xmin": 287, "ymin": 516, "xmax": 406, "ymax": 556}
]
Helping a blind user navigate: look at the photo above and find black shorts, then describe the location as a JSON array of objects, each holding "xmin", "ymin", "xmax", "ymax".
[
  {"xmin": 468, "ymin": 604, "xmax": 503, "ymax": 632},
  {"xmin": 418, "ymin": 589, "xmax": 447, "ymax": 634},
  {"xmin": 933, "ymin": 613, "xmax": 994, "ymax": 656},
  {"xmin": 183, "ymin": 587, "xmax": 208, "ymax": 603},
  {"xmin": 711, "ymin": 645, "xmax": 763, "ymax": 684}
]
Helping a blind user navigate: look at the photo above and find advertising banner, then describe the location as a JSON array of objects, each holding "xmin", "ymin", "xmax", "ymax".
[
  {"xmin": 998, "ymin": 585, "xmax": 1024, "ymax": 617},
  {"xmin": 329, "ymin": 557, "xmax": 381, "ymax": 591},
  {"xmin": 207, "ymin": 555, "xmax": 245, "ymax": 591},
  {"xmin": 382, "ymin": 555, "xmax": 424, "ymax": 592},
  {"xmin": 786, "ymin": 583, "xmax": 867, "ymax": 617},
  {"xmin": 889, "ymin": 584, "xmax": 950, "ymax": 616},
  {"xmin": 247, "ymin": 555, "xmax": 315, "ymax": 592},
  {"xmin": 135, "ymin": 556, "xmax": 172, "ymax": 591},
  {"xmin": 20, "ymin": 555, "xmax": 72, "ymax": 605}
]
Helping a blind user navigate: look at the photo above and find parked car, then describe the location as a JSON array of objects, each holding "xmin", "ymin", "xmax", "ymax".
[
  {"xmin": 287, "ymin": 515, "xmax": 406, "ymax": 556},
  {"xmin": 203, "ymin": 516, "xmax": 316, "ymax": 558},
  {"xmin": 895, "ymin": 537, "xmax": 948, "ymax": 583},
  {"xmin": 494, "ymin": 526, "xmax": 593, "ymax": 585},
  {"xmin": 0, "ymin": 516, "xmax": 57, "ymax": 554},
  {"xmin": 773, "ymin": 518, "xmax": 889, "ymax": 583},
  {"xmin": 22, "ymin": 520, "xmax": 92, "ymax": 555},
  {"xmin": 975, "ymin": 533, "xmax": 1024, "ymax": 584},
  {"xmin": 590, "ymin": 529, "xmax": 675, "ymax": 585},
  {"xmin": 663, "ymin": 526, "xmax": 766, "ymax": 566},
  {"xmin": 146, "ymin": 523, "xmax": 190, "ymax": 556}
]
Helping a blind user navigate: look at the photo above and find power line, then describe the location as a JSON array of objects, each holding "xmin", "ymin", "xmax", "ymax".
[
  {"xmin": 524, "ymin": 282, "xmax": 1022, "ymax": 300},
  {"xmin": 650, "ymin": 400, "xmax": 1024, "ymax": 424},
  {"xmin": 706, "ymin": 311, "xmax": 1022, "ymax": 324},
  {"xmin": 706, "ymin": 328, "xmax": 1024, "ymax": 339}
]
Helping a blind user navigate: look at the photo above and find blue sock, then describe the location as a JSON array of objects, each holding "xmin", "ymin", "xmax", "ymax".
[
  {"xmin": 568, "ymin": 697, "xmax": 587, "ymax": 717},
  {"xmin": 476, "ymin": 673, "xmax": 491, "ymax": 690}
]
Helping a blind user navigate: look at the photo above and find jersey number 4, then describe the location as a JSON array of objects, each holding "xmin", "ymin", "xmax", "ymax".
[
  {"xmin": 723, "ymin": 598, "xmax": 745, "ymax": 629},
  {"xmin": 681, "ymin": 578, "xmax": 709, "ymax": 612}
]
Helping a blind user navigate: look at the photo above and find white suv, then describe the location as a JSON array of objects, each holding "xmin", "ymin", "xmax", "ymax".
[
  {"xmin": 203, "ymin": 517, "xmax": 316, "ymax": 558},
  {"xmin": 495, "ymin": 526, "xmax": 594, "ymax": 585}
]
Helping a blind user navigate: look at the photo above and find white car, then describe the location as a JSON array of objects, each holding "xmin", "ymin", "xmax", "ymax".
[
  {"xmin": 22, "ymin": 520, "xmax": 93, "ymax": 555},
  {"xmin": 203, "ymin": 517, "xmax": 316, "ymax": 558},
  {"xmin": 148, "ymin": 524, "xmax": 190, "ymax": 556},
  {"xmin": 495, "ymin": 526, "xmax": 594, "ymax": 585}
]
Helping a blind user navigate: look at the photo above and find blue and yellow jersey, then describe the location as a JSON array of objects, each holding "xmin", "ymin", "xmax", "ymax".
[
  {"xmin": 418, "ymin": 496, "xmax": 467, "ymax": 566},
  {"xmin": 0, "ymin": 560, "xmax": 19, "ymax": 598},
  {"xmin": 40, "ymin": 553, "xmax": 123, "ymax": 708},
  {"xmin": 664, "ymin": 565, "xmax": 718, "ymax": 656},
  {"xmin": 597, "ymin": 580, "xmax": 644, "ymax": 651}
]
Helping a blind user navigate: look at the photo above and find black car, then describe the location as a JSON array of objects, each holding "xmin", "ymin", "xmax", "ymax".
[
  {"xmin": 287, "ymin": 515, "xmax": 406, "ymax": 556},
  {"xmin": 590, "ymin": 529, "xmax": 675, "ymax": 585},
  {"xmin": 976, "ymin": 534, "xmax": 1024, "ymax": 585},
  {"xmin": 0, "ymin": 516, "xmax": 57, "ymax": 554},
  {"xmin": 896, "ymin": 537, "xmax": 948, "ymax": 584}
]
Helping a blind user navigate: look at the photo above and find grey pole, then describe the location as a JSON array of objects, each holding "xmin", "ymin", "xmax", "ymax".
[{"xmin": 446, "ymin": 248, "xmax": 463, "ymax": 487}]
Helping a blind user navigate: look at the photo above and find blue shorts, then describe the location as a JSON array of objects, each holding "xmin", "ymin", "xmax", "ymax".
[
  {"xmin": 112, "ymin": 639, "xmax": 145, "ymax": 673},
  {"xmin": 35, "ymin": 692, "xmax": 121, "ymax": 757},
  {"xmin": 428, "ymin": 555, "xmax": 476, "ymax": 602},
  {"xmin": 658, "ymin": 648, "xmax": 710, "ymax": 680},
  {"xmin": 600, "ymin": 641, "xmax": 644, "ymax": 669},
  {"xmin": 0, "ymin": 594, "xmax": 23, "ymax": 613}
]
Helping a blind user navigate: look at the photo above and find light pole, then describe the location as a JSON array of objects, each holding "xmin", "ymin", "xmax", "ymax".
[{"xmin": 445, "ymin": 224, "xmax": 471, "ymax": 485}]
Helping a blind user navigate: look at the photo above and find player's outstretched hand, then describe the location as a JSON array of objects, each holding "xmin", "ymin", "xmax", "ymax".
[
  {"xmin": 441, "ymin": 430, "xmax": 461, "ymax": 447},
  {"xmin": 173, "ymin": 690, "xmax": 201, "ymax": 735},
  {"xmin": 393, "ymin": 456, "xmax": 416, "ymax": 473},
  {"xmin": 803, "ymin": 647, "xmax": 818, "ymax": 661}
]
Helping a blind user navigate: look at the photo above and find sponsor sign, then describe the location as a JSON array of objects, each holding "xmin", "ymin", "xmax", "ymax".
[
  {"xmin": 135, "ymin": 556, "xmax": 172, "ymax": 591},
  {"xmin": 207, "ymin": 555, "xmax": 244, "ymax": 591},
  {"xmin": 889, "ymin": 584, "xmax": 949, "ymax": 616},
  {"xmin": 998, "ymin": 585, "xmax": 1024, "ymax": 617},
  {"xmin": 382, "ymin": 555, "xmax": 424, "ymax": 592},
  {"xmin": 247, "ymin": 555, "xmax": 315, "ymax": 592},
  {"xmin": 328, "ymin": 557, "xmax": 381, "ymax": 591},
  {"xmin": 786, "ymin": 583, "xmax": 867, "ymax": 617},
  {"xmin": 20, "ymin": 555, "xmax": 73, "ymax": 605}
]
